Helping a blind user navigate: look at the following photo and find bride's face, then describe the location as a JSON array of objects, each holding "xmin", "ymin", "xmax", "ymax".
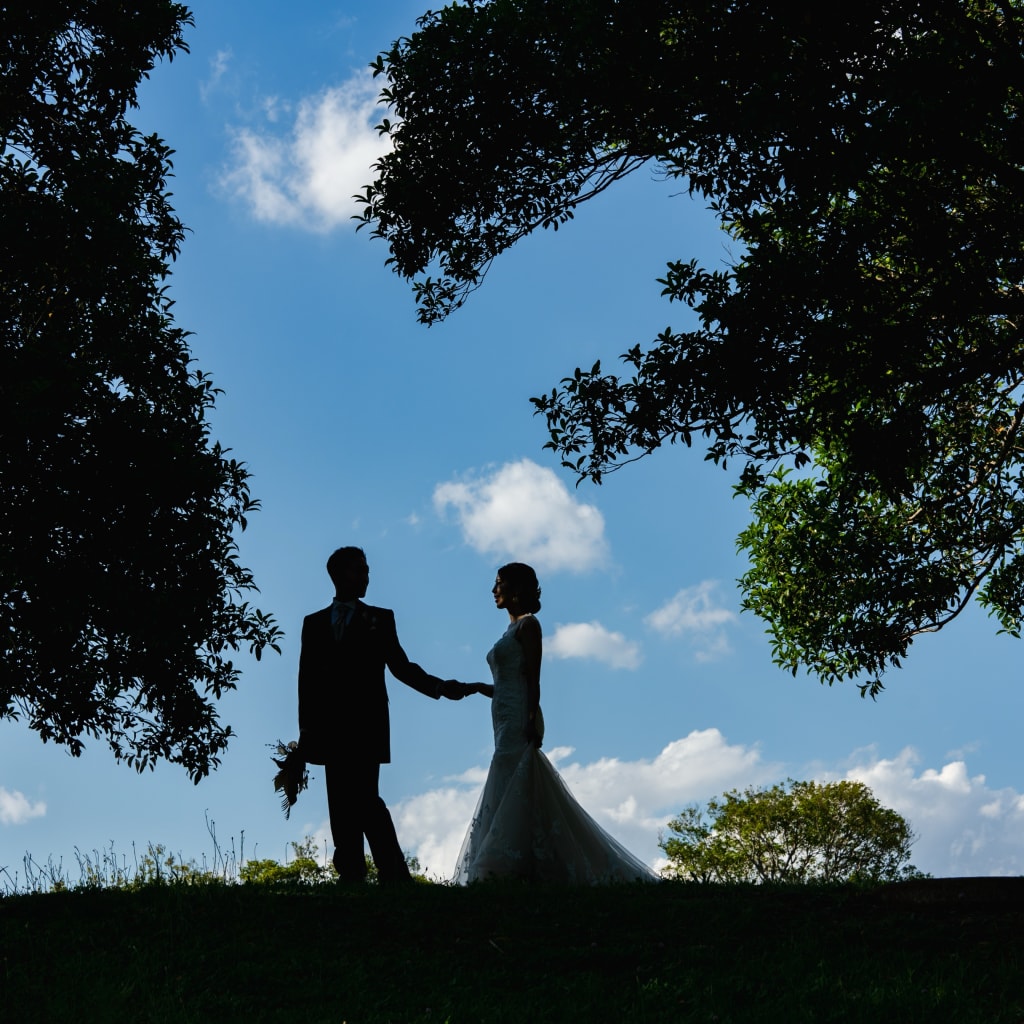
[{"xmin": 492, "ymin": 576, "xmax": 511, "ymax": 610}]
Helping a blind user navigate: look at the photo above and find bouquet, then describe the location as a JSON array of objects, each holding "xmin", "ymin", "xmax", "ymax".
[{"xmin": 270, "ymin": 739, "xmax": 309, "ymax": 819}]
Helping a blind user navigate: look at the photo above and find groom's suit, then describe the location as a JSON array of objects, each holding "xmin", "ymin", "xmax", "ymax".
[{"xmin": 298, "ymin": 600, "xmax": 445, "ymax": 882}]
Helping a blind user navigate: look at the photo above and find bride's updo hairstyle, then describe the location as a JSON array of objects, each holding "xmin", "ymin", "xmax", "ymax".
[{"xmin": 498, "ymin": 562, "xmax": 542, "ymax": 614}]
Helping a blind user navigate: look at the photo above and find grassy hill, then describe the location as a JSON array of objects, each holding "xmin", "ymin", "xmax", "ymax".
[{"xmin": 2, "ymin": 877, "xmax": 1022, "ymax": 1022}]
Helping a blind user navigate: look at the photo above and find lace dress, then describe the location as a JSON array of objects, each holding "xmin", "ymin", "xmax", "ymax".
[{"xmin": 453, "ymin": 615, "xmax": 657, "ymax": 884}]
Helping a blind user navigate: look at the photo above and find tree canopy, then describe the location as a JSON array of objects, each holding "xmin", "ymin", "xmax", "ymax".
[
  {"xmin": 659, "ymin": 779, "xmax": 922, "ymax": 884},
  {"xmin": 359, "ymin": 0, "xmax": 1024, "ymax": 695},
  {"xmin": 0, "ymin": 2, "xmax": 281, "ymax": 780}
]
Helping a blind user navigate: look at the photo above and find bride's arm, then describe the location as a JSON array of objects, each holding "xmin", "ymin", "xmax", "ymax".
[{"xmin": 517, "ymin": 616, "xmax": 542, "ymax": 744}]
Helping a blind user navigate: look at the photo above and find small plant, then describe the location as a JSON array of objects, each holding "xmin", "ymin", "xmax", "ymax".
[
  {"xmin": 240, "ymin": 837, "xmax": 333, "ymax": 886},
  {"xmin": 1, "ymin": 819, "xmax": 437, "ymax": 896}
]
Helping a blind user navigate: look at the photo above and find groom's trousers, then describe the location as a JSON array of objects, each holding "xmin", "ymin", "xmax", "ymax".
[{"xmin": 325, "ymin": 760, "xmax": 412, "ymax": 883}]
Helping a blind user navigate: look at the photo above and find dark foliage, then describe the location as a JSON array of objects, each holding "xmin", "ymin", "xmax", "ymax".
[
  {"xmin": 0, "ymin": 2, "xmax": 282, "ymax": 780},
  {"xmin": 359, "ymin": 1, "xmax": 1024, "ymax": 694}
]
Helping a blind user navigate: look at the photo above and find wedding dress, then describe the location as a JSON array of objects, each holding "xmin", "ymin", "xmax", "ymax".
[{"xmin": 453, "ymin": 615, "xmax": 657, "ymax": 884}]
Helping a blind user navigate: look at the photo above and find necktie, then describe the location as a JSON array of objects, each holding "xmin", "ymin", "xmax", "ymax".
[{"xmin": 332, "ymin": 601, "xmax": 356, "ymax": 641}]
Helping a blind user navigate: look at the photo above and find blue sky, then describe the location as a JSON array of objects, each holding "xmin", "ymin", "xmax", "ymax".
[{"xmin": 3, "ymin": 1, "xmax": 1024, "ymax": 884}]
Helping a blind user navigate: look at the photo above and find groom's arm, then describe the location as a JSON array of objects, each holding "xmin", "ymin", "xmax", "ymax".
[
  {"xmin": 380, "ymin": 610, "xmax": 455, "ymax": 699},
  {"xmin": 296, "ymin": 613, "xmax": 318, "ymax": 732},
  {"xmin": 296, "ymin": 611, "xmax": 330, "ymax": 747}
]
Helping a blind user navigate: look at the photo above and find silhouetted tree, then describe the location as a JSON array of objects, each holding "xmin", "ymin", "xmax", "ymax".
[
  {"xmin": 359, "ymin": 0, "xmax": 1024, "ymax": 695},
  {"xmin": 0, "ymin": 2, "xmax": 281, "ymax": 780},
  {"xmin": 660, "ymin": 780, "xmax": 923, "ymax": 883}
]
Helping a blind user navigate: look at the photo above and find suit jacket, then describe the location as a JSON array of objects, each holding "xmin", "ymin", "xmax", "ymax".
[{"xmin": 297, "ymin": 601, "xmax": 443, "ymax": 765}]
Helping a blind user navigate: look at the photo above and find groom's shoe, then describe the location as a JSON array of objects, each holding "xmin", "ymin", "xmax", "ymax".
[
  {"xmin": 333, "ymin": 849, "xmax": 368, "ymax": 885},
  {"xmin": 376, "ymin": 854, "xmax": 414, "ymax": 886}
]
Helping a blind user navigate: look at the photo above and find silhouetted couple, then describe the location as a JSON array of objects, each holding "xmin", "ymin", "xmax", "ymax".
[{"xmin": 297, "ymin": 546, "xmax": 655, "ymax": 884}]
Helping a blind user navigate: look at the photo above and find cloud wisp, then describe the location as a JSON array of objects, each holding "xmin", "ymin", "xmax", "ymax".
[
  {"xmin": 434, "ymin": 459, "xmax": 609, "ymax": 573},
  {"xmin": 219, "ymin": 70, "xmax": 386, "ymax": 231},
  {"xmin": 646, "ymin": 580, "xmax": 737, "ymax": 661},
  {"xmin": 200, "ymin": 48, "xmax": 232, "ymax": 103}
]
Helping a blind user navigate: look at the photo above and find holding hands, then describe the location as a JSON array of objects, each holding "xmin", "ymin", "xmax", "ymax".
[{"xmin": 439, "ymin": 680, "xmax": 492, "ymax": 700}]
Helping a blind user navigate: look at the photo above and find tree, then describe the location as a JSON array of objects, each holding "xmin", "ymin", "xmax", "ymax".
[
  {"xmin": 358, "ymin": 0, "xmax": 1024, "ymax": 695},
  {"xmin": 659, "ymin": 779, "xmax": 923, "ymax": 884},
  {"xmin": 0, "ymin": 2, "xmax": 281, "ymax": 780}
]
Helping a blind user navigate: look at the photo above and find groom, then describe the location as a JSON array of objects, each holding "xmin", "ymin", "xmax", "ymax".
[{"xmin": 298, "ymin": 545, "xmax": 468, "ymax": 883}]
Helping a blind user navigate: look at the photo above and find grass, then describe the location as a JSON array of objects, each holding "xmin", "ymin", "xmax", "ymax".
[{"xmin": 2, "ymin": 874, "xmax": 1023, "ymax": 1023}]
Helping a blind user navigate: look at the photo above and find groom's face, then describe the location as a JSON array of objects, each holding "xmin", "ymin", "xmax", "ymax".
[{"xmin": 336, "ymin": 556, "xmax": 370, "ymax": 600}]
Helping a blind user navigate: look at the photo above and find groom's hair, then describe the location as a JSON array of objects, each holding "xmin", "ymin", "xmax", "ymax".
[{"xmin": 327, "ymin": 546, "xmax": 366, "ymax": 587}]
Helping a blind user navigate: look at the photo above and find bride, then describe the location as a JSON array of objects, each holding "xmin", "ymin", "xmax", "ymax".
[{"xmin": 453, "ymin": 562, "xmax": 657, "ymax": 884}]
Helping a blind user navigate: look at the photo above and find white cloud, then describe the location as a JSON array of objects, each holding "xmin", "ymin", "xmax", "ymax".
[
  {"xmin": 434, "ymin": 459, "xmax": 609, "ymax": 573},
  {"xmin": 0, "ymin": 787, "xmax": 46, "ymax": 826},
  {"xmin": 219, "ymin": 69, "xmax": 386, "ymax": 231},
  {"xmin": 832, "ymin": 748, "xmax": 1024, "ymax": 878},
  {"xmin": 547, "ymin": 621, "xmax": 641, "ymax": 670},
  {"xmin": 646, "ymin": 580, "xmax": 737, "ymax": 661},
  {"xmin": 393, "ymin": 786, "xmax": 482, "ymax": 881},
  {"xmin": 393, "ymin": 728, "xmax": 776, "ymax": 879}
]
